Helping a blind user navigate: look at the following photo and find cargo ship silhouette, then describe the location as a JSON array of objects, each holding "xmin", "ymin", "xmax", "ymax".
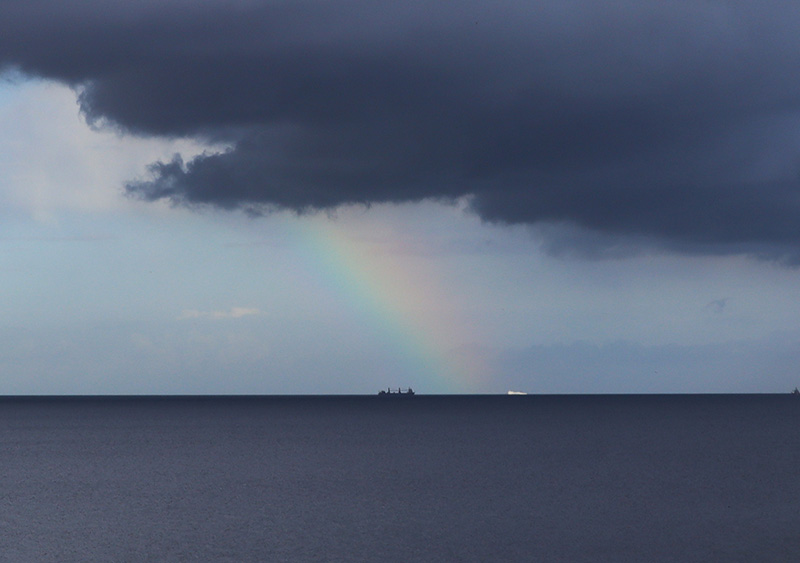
[{"xmin": 378, "ymin": 387, "xmax": 415, "ymax": 396}]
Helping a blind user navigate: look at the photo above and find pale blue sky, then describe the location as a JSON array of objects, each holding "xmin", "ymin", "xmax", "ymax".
[{"xmin": 1, "ymin": 79, "xmax": 799, "ymax": 394}]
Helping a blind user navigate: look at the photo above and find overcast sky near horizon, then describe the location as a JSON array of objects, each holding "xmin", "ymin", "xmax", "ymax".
[{"xmin": 1, "ymin": 0, "xmax": 800, "ymax": 394}]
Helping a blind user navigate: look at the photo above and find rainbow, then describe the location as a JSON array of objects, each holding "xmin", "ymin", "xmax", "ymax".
[{"xmin": 293, "ymin": 214, "xmax": 487, "ymax": 393}]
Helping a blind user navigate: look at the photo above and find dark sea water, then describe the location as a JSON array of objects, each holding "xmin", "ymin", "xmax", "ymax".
[{"xmin": 0, "ymin": 394, "xmax": 798, "ymax": 562}]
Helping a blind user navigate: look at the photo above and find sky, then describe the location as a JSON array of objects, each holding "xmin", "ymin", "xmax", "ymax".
[{"xmin": 1, "ymin": 0, "xmax": 800, "ymax": 394}]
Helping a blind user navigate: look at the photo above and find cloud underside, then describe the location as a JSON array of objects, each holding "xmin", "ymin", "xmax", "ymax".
[{"xmin": 4, "ymin": 1, "xmax": 800, "ymax": 260}]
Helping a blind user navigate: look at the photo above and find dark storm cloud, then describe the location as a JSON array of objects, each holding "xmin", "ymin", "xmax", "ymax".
[{"xmin": 4, "ymin": 0, "xmax": 800, "ymax": 258}]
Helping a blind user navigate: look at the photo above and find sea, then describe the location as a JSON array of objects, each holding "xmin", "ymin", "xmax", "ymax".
[{"xmin": 0, "ymin": 394, "xmax": 798, "ymax": 562}]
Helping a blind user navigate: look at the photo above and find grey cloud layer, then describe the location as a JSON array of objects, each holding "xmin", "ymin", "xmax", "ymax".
[{"xmin": 3, "ymin": 1, "xmax": 800, "ymax": 258}]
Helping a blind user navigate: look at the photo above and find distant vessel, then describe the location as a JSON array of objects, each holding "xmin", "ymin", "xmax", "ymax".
[
  {"xmin": 507, "ymin": 391, "xmax": 527, "ymax": 395},
  {"xmin": 792, "ymin": 388, "xmax": 799, "ymax": 395},
  {"xmin": 378, "ymin": 387, "xmax": 415, "ymax": 396}
]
